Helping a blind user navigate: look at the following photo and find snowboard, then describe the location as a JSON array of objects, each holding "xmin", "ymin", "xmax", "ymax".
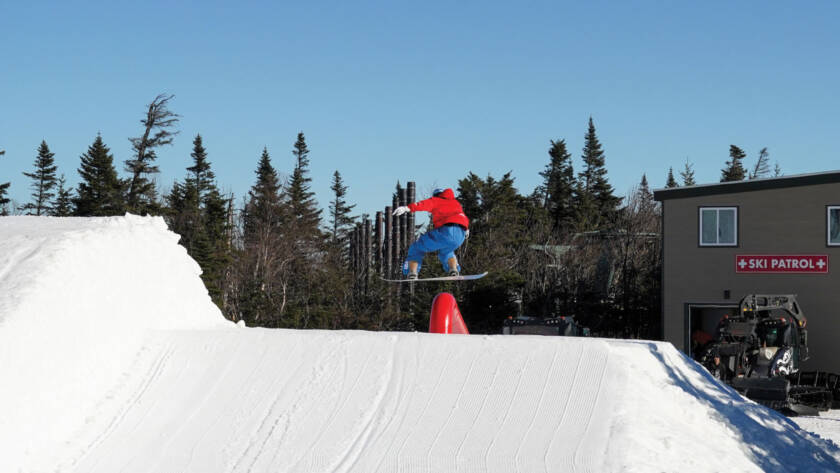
[{"xmin": 382, "ymin": 272, "xmax": 488, "ymax": 283}]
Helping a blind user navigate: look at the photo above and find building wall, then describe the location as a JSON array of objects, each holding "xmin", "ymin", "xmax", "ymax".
[{"xmin": 662, "ymin": 182, "xmax": 840, "ymax": 372}]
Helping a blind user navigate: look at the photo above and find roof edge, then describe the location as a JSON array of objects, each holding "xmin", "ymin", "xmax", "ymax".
[{"xmin": 653, "ymin": 170, "xmax": 840, "ymax": 201}]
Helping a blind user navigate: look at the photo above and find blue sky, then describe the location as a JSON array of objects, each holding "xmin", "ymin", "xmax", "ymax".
[{"xmin": 1, "ymin": 1, "xmax": 839, "ymax": 220}]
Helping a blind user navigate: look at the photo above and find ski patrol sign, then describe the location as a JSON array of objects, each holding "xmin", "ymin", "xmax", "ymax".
[{"xmin": 735, "ymin": 255, "xmax": 829, "ymax": 273}]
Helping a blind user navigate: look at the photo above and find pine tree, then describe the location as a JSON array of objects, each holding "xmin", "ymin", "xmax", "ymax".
[
  {"xmin": 665, "ymin": 167, "xmax": 678, "ymax": 188},
  {"xmin": 200, "ymin": 187, "xmax": 232, "ymax": 303},
  {"xmin": 774, "ymin": 162, "xmax": 782, "ymax": 177},
  {"xmin": 456, "ymin": 172, "xmax": 536, "ymax": 331},
  {"xmin": 52, "ymin": 175, "xmax": 74, "ymax": 216},
  {"xmin": 75, "ymin": 134, "xmax": 124, "ymax": 216},
  {"xmin": 329, "ymin": 170, "xmax": 356, "ymax": 246},
  {"xmin": 680, "ymin": 159, "xmax": 696, "ymax": 186},
  {"xmin": 721, "ymin": 145, "xmax": 747, "ymax": 182},
  {"xmin": 0, "ymin": 149, "xmax": 10, "ymax": 215},
  {"xmin": 638, "ymin": 174, "xmax": 655, "ymax": 214},
  {"xmin": 538, "ymin": 139, "xmax": 576, "ymax": 232},
  {"xmin": 287, "ymin": 132, "xmax": 322, "ymax": 234},
  {"xmin": 20, "ymin": 140, "xmax": 58, "ymax": 215},
  {"xmin": 185, "ymin": 134, "xmax": 215, "ymax": 198},
  {"xmin": 244, "ymin": 147, "xmax": 283, "ymax": 238},
  {"xmin": 168, "ymin": 134, "xmax": 214, "ymax": 253},
  {"xmin": 166, "ymin": 135, "xmax": 231, "ymax": 305},
  {"xmin": 576, "ymin": 117, "xmax": 620, "ymax": 230},
  {"xmin": 749, "ymin": 147, "xmax": 770, "ymax": 179},
  {"xmin": 239, "ymin": 147, "xmax": 288, "ymax": 326},
  {"xmin": 126, "ymin": 93, "xmax": 179, "ymax": 215}
]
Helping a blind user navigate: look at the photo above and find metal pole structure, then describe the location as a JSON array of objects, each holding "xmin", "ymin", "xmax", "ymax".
[
  {"xmin": 347, "ymin": 226, "xmax": 353, "ymax": 274},
  {"xmin": 374, "ymin": 211, "xmax": 383, "ymax": 276},
  {"xmin": 392, "ymin": 194, "xmax": 400, "ymax": 277},
  {"xmin": 350, "ymin": 226, "xmax": 357, "ymax": 295},
  {"xmin": 392, "ymin": 193, "xmax": 402, "ymax": 303},
  {"xmin": 407, "ymin": 181, "xmax": 416, "ymax": 246},
  {"xmin": 398, "ymin": 186, "xmax": 407, "ymax": 261},
  {"xmin": 384, "ymin": 206, "xmax": 392, "ymax": 278},
  {"xmin": 363, "ymin": 218, "xmax": 372, "ymax": 294}
]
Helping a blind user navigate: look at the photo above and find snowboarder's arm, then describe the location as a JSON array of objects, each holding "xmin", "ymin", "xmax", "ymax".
[{"xmin": 407, "ymin": 197, "xmax": 439, "ymax": 213}]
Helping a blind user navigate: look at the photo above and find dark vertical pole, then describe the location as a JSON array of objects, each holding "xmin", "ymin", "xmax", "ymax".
[
  {"xmin": 384, "ymin": 206, "xmax": 392, "ymax": 277},
  {"xmin": 347, "ymin": 226, "xmax": 353, "ymax": 274},
  {"xmin": 407, "ymin": 182, "xmax": 416, "ymax": 246},
  {"xmin": 392, "ymin": 194, "xmax": 400, "ymax": 276},
  {"xmin": 363, "ymin": 218, "xmax": 372, "ymax": 294},
  {"xmin": 392, "ymin": 193, "xmax": 402, "ymax": 304},
  {"xmin": 375, "ymin": 211, "xmax": 383, "ymax": 276},
  {"xmin": 350, "ymin": 226, "xmax": 357, "ymax": 295},
  {"xmin": 398, "ymin": 187, "xmax": 408, "ymax": 259},
  {"xmin": 406, "ymin": 181, "xmax": 417, "ymax": 300}
]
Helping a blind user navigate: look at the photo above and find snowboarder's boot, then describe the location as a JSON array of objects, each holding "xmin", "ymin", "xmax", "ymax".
[
  {"xmin": 406, "ymin": 260, "xmax": 419, "ymax": 280},
  {"xmin": 447, "ymin": 257, "xmax": 460, "ymax": 277}
]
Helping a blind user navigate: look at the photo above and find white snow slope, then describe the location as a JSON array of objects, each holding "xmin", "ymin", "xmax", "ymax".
[{"xmin": 1, "ymin": 216, "xmax": 839, "ymax": 473}]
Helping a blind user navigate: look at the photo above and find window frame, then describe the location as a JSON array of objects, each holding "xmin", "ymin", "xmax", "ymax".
[
  {"xmin": 698, "ymin": 206, "xmax": 739, "ymax": 247},
  {"xmin": 827, "ymin": 205, "xmax": 840, "ymax": 246}
]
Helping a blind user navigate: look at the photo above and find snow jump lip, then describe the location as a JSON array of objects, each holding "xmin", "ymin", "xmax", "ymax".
[
  {"xmin": 1, "ymin": 216, "xmax": 839, "ymax": 472},
  {"xmin": 45, "ymin": 330, "xmax": 840, "ymax": 473}
]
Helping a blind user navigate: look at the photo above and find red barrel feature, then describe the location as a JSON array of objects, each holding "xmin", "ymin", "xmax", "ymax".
[{"xmin": 429, "ymin": 292, "xmax": 469, "ymax": 334}]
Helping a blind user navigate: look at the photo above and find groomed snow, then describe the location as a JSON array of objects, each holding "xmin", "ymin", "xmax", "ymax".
[{"xmin": 1, "ymin": 216, "xmax": 839, "ymax": 473}]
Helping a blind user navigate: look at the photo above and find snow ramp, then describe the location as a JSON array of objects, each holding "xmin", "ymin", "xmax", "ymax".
[{"xmin": 1, "ymin": 217, "xmax": 839, "ymax": 473}]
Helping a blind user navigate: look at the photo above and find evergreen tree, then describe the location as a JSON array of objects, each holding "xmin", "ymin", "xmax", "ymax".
[
  {"xmin": 20, "ymin": 140, "xmax": 58, "ymax": 215},
  {"xmin": 52, "ymin": 175, "xmax": 73, "ymax": 216},
  {"xmin": 287, "ymin": 132, "xmax": 322, "ymax": 234},
  {"xmin": 75, "ymin": 134, "xmax": 124, "ymax": 216},
  {"xmin": 239, "ymin": 147, "xmax": 289, "ymax": 326},
  {"xmin": 244, "ymin": 147, "xmax": 283, "ymax": 238},
  {"xmin": 168, "ymin": 135, "xmax": 215, "ymax": 254},
  {"xmin": 538, "ymin": 139, "xmax": 576, "ymax": 232},
  {"xmin": 576, "ymin": 117, "xmax": 620, "ymax": 230},
  {"xmin": 680, "ymin": 159, "xmax": 696, "ymax": 186},
  {"xmin": 457, "ymin": 172, "xmax": 538, "ymax": 331},
  {"xmin": 0, "ymin": 149, "xmax": 9, "ymax": 215},
  {"xmin": 638, "ymin": 174, "xmax": 655, "ymax": 215},
  {"xmin": 774, "ymin": 162, "xmax": 782, "ymax": 177},
  {"xmin": 720, "ymin": 145, "xmax": 747, "ymax": 182},
  {"xmin": 185, "ymin": 134, "xmax": 215, "ymax": 198},
  {"xmin": 281, "ymin": 132, "xmax": 326, "ymax": 327},
  {"xmin": 329, "ymin": 170, "xmax": 356, "ymax": 246},
  {"xmin": 749, "ymin": 147, "xmax": 770, "ymax": 179},
  {"xmin": 126, "ymin": 93, "xmax": 179, "ymax": 215},
  {"xmin": 665, "ymin": 167, "xmax": 678, "ymax": 188},
  {"xmin": 166, "ymin": 135, "xmax": 230, "ymax": 306}
]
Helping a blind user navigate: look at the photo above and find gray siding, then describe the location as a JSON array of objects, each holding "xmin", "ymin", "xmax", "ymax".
[{"xmin": 662, "ymin": 182, "xmax": 840, "ymax": 372}]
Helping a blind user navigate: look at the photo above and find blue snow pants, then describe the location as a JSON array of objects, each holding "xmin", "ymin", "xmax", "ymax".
[{"xmin": 403, "ymin": 224, "xmax": 466, "ymax": 274}]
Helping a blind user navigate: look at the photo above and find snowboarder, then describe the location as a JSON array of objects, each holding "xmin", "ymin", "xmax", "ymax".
[{"xmin": 392, "ymin": 188, "xmax": 469, "ymax": 280}]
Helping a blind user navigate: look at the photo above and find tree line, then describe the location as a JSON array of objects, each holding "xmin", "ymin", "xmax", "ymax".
[{"xmin": 0, "ymin": 94, "xmax": 782, "ymax": 338}]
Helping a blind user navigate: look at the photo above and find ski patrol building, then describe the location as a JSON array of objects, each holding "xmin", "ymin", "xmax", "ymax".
[{"xmin": 653, "ymin": 171, "xmax": 840, "ymax": 372}]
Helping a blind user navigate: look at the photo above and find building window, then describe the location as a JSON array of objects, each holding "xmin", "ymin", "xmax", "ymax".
[
  {"xmin": 828, "ymin": 206, "xmax": 840, "ymax": 246},
  {"xmin": 699, "ymin": 207, "xmax": 737, "ymax": 246}
]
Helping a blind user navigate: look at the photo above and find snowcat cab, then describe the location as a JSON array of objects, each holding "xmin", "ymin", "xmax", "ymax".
[{"xmin": 699, "ymin": 294, "xmax": 834, "ymax": 416}]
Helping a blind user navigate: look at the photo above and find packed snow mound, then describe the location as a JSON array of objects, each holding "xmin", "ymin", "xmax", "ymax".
[
  {"xmin": 0, "ymin": 215, "xmax": 228, "ymax": 331},
  {"xmin": 0, "ymin": 215, "xmax": 231, "ymax": 469},
  {"xmin": 1, "ymin": 216, "xmax": 839, "ymax": 472},
  {"xmin": 34, "ymin": 332, "xmax": 840, "ymax": 473}
]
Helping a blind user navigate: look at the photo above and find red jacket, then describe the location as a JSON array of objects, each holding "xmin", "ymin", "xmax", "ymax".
[{"xmin": 408, "ymin": 188, "xmax": 470, "ymax": 229}]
